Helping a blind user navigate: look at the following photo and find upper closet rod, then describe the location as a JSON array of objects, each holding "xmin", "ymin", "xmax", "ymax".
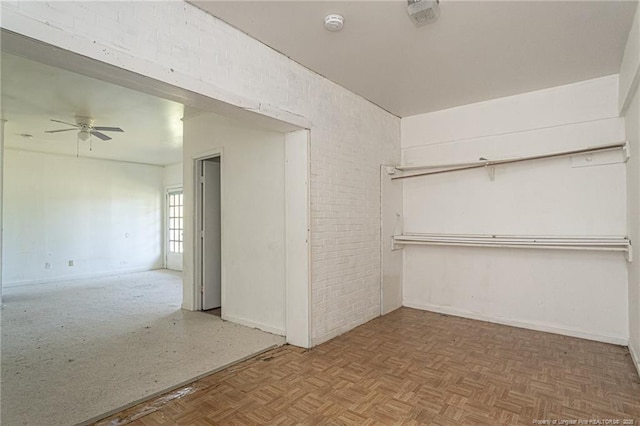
[{"xmin": 391, "ymin": 141, "xmax": 628, "ymax": 180}]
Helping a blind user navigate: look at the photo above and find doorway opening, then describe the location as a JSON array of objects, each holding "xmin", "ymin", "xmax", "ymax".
[
  {"xmin": 197, "ymin": 156, "xmax": 222, "ymax": 315},
  {"xmin": 0, "ymin": 28, "xmax": 310, "ymax": 426}
]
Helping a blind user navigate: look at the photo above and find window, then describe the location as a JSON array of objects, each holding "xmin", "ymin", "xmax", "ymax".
[{"xmin": 168, "ymin": 190, "xmax": 184, "ymax": 253}]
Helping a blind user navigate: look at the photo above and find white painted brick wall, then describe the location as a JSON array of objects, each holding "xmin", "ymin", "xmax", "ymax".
[{"xmin": 1, "ymin": 1, "xmax": 400, "ymax": 345}]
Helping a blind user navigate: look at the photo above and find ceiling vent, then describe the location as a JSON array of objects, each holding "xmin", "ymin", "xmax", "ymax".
[{"xmin": 407, "ymin": 0, "xmax": 440, "ymax": 26}]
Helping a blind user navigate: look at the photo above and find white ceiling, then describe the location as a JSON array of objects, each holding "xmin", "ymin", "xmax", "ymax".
[
  {"xmin": 1, "ymin": 53, "xmax": 184, "ymax": 166},
  {"xmin": 191, "ymin": 0, "xmax": 637, "ymax": 117}
]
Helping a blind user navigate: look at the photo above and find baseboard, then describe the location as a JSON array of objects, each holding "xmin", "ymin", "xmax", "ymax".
[
  {"xmin": 311, "ymin": 312, "xmax": 380, "ymax": 347},
  {"xmin": 222, "ymin": 313, "xmax": 285, "ymax": 336},
  {"xmin": 311, "ymin": 326, "xmax": 347, "ymax": 347},
  {"xmin": 403, "ymin": 301, "xmax": 628, "ymax": 346},
  {"xmin": 629, "ymin": 343, "xmax": 640, "ymax": 378},
  {"xmin": 3, "ymin": 265, "xmax": 164, "ymax": 288}
]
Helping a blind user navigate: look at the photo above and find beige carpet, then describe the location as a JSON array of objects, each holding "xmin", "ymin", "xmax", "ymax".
[{"xmin": 1, "ymin": 269, "xmax": 285, "ymax": 426}]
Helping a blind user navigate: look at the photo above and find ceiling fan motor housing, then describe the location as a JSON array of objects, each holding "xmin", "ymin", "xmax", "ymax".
[{"xmin": 75, "ymin": 116, "xmax": 95, "ymax": 128}]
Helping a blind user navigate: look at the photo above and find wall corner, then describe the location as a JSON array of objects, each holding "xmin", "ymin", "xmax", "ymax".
[{"xmin": 619, "ymin": 2, "xmax": 640, "ymax": 115}]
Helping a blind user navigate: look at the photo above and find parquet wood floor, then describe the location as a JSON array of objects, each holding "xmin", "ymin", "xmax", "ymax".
[{"xmin": 96, "ymin": 308, "xmax": 640, "ymax": 425}]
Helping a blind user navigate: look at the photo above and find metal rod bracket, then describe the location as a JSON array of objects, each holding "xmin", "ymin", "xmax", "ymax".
[
  {"xmin": 391, "ymin": 235, "xmax": 403, "ymax": 251},
  {"xmin": 480, "ymin": 157, "xmax": 495, "ymax": 181},
  {"xmin": 487, "ymin": 165, "xmax": 495, "ymax": 181},
  {"xmin": 624, "ymin": 141, "xmax": 631, "ymax": 163}
]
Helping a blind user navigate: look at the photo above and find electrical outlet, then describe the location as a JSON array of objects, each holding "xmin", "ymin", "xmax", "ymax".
[
  {"xmin": 68, "ymin": 260, "xmax": 74, "ymax": 267},
  {"xmin": 45, "ymin": 262, "xmax": 51, "ymax": 270}
]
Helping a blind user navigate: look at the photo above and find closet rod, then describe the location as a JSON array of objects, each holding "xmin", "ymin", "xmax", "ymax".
[
  {"xmin": 392, "ymin": 234, "xmax": 632, "ymax": 261},
  {"xmin": 394, "ymin": 240, "xmax": 629, "ymax": 253},
  {"xmin": 396, "ymin": 238, "xmax": 628, "ymax": 246},
  {"xmin": 391, "ymin": 141, "xmax": 627, "ymax": 180},
  {"xmin": 397, "ymin": 233, "xmax": 628, "ymax": 245},
  {"xmin": 401, "ymin": 232, "xmax": 627, "ymax": 242}
]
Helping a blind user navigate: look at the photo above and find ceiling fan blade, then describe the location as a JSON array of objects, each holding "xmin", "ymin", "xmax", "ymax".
[
  {"xmin": 93, "ymin": 126, "xmax": 124, "ymax": 132},
  {"xmin": 91, "ymin": 130, "xmax": 112, "ymax": 141},
  {"xmin": 45, "ymin": 128, "xmax": 77, "ymax": 133},
  {"xmin": 50, "ymin": 119, "xmax": 79, "ymax": 128}
]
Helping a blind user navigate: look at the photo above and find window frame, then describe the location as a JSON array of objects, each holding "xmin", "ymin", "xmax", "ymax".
[{"xmin": 167, "ymin": 188, "xmax": 184, "ymax": 254}]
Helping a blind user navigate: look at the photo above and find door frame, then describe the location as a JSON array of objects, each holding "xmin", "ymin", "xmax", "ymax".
[
  {"xmin": 189, "ymin": 131, "xmax": 312, "ymax": 347},
  {"xmin": 193, "ymin": 148, "xmax": 224, "ymax": 312}
]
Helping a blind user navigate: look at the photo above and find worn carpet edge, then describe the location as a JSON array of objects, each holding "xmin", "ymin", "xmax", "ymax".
[{"xmin": 85, "ymin": 343, "xmax": 284, "ymax": 426}]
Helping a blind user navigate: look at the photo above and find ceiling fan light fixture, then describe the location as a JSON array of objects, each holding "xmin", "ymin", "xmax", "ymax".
[{"xmin": 78, "ymin": 129, "xmax": 91, "ymax": 141}]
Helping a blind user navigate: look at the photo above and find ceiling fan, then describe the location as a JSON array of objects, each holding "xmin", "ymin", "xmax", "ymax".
[{"xmin": 45, "ymin": 116, "xmax": 124, "ymax": 141}]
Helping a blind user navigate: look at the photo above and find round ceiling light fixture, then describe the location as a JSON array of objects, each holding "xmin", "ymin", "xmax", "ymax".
[
  {"xmin": 324, "ymin": 14, "xmax": 344, "ymax": 32},
  {"xmin": 78, "ymin": 129, "xmax": 91, "ymax": 141}
]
